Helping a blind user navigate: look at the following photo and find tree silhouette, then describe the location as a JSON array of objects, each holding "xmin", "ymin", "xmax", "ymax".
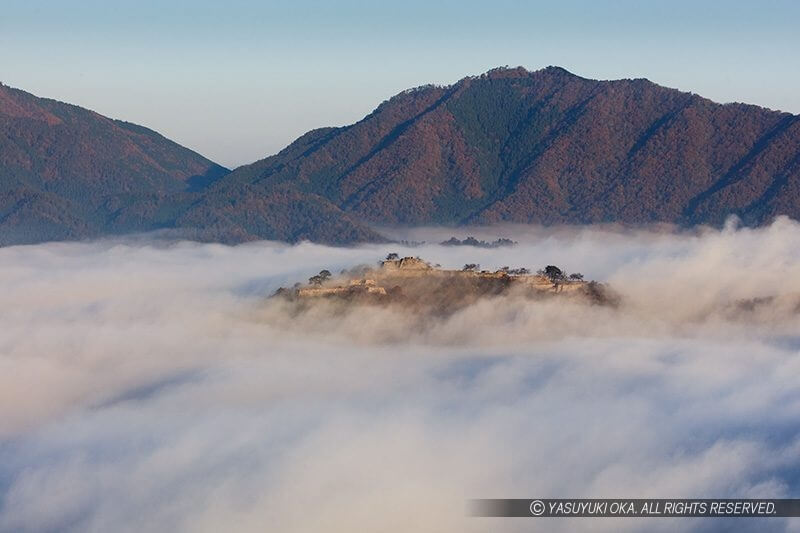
[
  {"xmin": 543, "ymin": 265, "xmax": 566, "ymax": 282},
  {"xmin": 309, "ymin": 269, "xmax": 332, "ymax": 286}
]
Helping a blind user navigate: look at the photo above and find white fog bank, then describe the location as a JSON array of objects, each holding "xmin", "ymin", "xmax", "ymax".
[{"xmin": 2, "ymin": 218, "xmax": 800, "ymax": 532}]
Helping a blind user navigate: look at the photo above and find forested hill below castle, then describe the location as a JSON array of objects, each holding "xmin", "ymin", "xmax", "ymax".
[{"xmin": 3, "ymin": 66, "xmax": 800, "ymax": 245}]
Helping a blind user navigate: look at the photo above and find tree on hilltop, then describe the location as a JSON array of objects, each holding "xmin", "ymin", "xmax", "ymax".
[
  {"xmin": 542, "ymin": 265, "xmax": 566, "ymax": 282},
  {"xmin": 309, "ymin": 269, "xmax": 332, "ymax": 286}
]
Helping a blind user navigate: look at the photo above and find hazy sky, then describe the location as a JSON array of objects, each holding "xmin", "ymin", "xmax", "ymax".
[{"xmin": 2, "ymin": 0, "xmax": 798, "ymax": 168}]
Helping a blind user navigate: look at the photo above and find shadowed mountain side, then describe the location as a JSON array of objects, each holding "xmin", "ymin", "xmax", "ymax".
[
  {"xmin": 175, "ymin": 183, "xmax": 386, "ymax": 244},
  {"xmin": 0, "ymin": 188, "xmax": 91, "ymax": 245}
]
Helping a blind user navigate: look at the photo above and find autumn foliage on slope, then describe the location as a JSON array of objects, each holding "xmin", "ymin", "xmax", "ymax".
[
  {"xmin": 209, "ymin": 66, "xmax": 800, "ymax": 232},
  {"xmin": 2, "ymin": 66, "xmax": 799, "ymax": 246}
]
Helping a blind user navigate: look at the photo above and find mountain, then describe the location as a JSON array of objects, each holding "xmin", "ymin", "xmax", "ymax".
[
  {"xmin": 200, "ymin": 65, "xmax": 799, "ymax": 234},
  {"xmin": 0, "ymin": 82, "xmax": 388, "ymax": 245},
  {"xmin": 0, "ymin": 82, "xmax": 232, "ymax": 245},
  {"xmin": 2, "ymin": 67, "xmax": 800, "ymax": 246}
]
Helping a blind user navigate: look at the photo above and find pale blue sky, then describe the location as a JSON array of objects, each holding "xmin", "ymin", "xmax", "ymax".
[{"xmin": 1, "ymin": 0, "xmax": 798, "ymax": 168}]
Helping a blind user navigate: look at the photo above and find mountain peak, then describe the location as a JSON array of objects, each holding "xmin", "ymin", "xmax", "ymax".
[
  {"xmin": 203, "ymin": 67, "xmax": 800, "ymax": 239},
  {"xmin": 478, "ymin": 65, "xmax": 580, "ymax": 81},
  {"xmin": 537, "ymin": 65, "xmax": 577, "ymax": 77},
  {"xmin": 481, "ymin": 65, "xmax": 530, "ymax": 79}
]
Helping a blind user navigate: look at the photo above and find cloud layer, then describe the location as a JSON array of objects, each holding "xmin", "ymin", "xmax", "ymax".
[{"xmin": 2, "ymin": 219, "xmax": 800, "ymax": 532}]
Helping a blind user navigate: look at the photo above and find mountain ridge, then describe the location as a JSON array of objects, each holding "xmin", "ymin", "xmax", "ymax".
[
  {"xmin": 202, "ymin": 65, "xmax": 799, "ymax": 234},
  {"xmin": 2, "ymin": 67, "xmax": 799, "ymax": 245}
]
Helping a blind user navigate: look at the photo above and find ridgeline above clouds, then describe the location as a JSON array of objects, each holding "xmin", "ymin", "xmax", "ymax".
[{"xmin": 2, "ymin": 67, "xmax": 800, "ymax": 247}]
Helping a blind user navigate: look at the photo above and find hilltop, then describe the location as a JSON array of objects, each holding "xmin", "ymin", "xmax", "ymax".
[{"xmin": 273, "ymin": 254, "xmax": 615, "ymax": 315}]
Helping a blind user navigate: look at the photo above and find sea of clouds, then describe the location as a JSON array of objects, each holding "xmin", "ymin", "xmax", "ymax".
[{"xmin": 2, "ymin": 218, "xmax": 800, "ymax": 532}]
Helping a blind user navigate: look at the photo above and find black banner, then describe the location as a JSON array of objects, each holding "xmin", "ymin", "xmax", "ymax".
[{"xmin": 470, "ymin": 499, "xmax": 800, "ymax": 517}]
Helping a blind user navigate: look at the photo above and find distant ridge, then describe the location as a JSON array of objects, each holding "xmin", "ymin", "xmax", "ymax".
[{"xmin": 2, "ymin": 67, "xmax": 800, "ymax": 245}]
